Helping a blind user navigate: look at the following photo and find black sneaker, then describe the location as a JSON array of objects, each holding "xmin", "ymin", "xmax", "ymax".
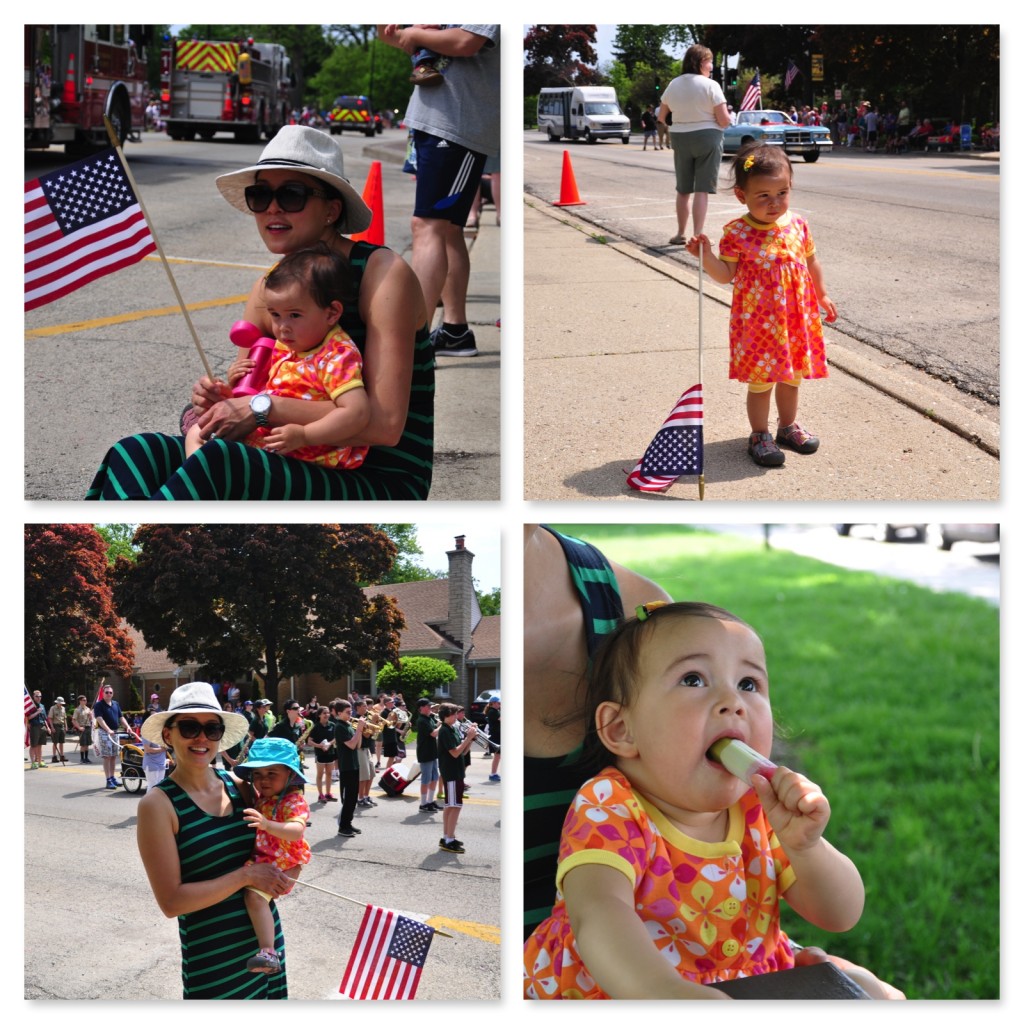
[
  {"xmin": 431, "ymin": 324, "xmax": 478, "ymax": 357},
  {"xmin": 337, "ymin": 827, "xmax": 358, "ymax": 837},
  {"xmin": 440, "ymin": 839, "xmax": 464, "ymax": 853}
]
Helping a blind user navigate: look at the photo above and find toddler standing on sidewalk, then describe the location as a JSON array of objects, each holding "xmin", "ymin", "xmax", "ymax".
[{"xmin": 686, "ymin": 142, "xmax": 837, "ymax": 468}]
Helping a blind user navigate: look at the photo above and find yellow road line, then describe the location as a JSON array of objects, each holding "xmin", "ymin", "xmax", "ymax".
[
  {"xmin": 427, "ymin": 916, "xmax": 501, "ymax": 944},
  {"xmin": 26, "ymin": 294, "xmax": 251, "ymax": 338}
]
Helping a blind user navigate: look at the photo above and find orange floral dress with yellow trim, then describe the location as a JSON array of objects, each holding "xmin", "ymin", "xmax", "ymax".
[
  {"xmin": 718, "ymin": 211, "xmax": 829, "ymax": 385},
  {"xmin": 523, "ymin": 767, "xmax": 797, "ymax": 999}
]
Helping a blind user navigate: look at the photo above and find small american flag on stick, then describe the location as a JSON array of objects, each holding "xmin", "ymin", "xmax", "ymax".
[
  {"xmin": 626, "ymin": 383, "xmax": 704, "ymax": 492},
  {"xmin": 339, "ymin": 905, "xmax": 435, "ymax": 999},
  {"xmin": 25, "ymin": 148, "xmax": 156, "ymax": 312}
]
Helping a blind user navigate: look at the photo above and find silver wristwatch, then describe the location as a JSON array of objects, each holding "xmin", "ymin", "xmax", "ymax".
[{"xmin": 249, "ymin": 392, "xmax": 272, "ymax": 428}]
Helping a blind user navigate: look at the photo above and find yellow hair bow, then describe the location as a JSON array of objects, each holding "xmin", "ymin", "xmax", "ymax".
[
  {"xmin": 635, "ymin": 601, "xmax": 669, "ymax": 621},
  {"xmin": 743, "ymin": 155, "xmax": 755, "ymax": 171}
]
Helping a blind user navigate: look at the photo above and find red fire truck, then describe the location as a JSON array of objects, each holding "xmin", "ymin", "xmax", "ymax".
[
  {"xmin": 161, "ymin": 37, "xmax": 292, "ymax": 143},
  {"xmin": 25, "ymin": 25, "xmax": 151, "ymax": 153}
]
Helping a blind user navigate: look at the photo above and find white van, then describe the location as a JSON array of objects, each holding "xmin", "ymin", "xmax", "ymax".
[{"xmin": 537, "ymin": 86, "xmax": 630, "ymax": 144}]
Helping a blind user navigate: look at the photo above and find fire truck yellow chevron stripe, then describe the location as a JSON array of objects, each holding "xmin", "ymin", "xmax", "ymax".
[{"xmin": 176, "ymin": 41, "xmax": 240, "ymax": 72}]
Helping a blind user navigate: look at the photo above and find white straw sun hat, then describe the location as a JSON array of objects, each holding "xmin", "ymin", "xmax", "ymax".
[
  {"xmin": 140, "ymin": 682, "xmax": 249, "ymax": 751},
  {"xmin": 215, "ymin": 125, "xmax": 372, "ymax": 235}
]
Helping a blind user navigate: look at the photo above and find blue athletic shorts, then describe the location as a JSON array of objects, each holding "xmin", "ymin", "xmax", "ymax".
[
  {"xmin": 412, "ymin": 131, "xmax": 486, "ymax": 226},
  {"xmin": 418, "ymin": 758, "xmax": 440, "ymax": 784}
]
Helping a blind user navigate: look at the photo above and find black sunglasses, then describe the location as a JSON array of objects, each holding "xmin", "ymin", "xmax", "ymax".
[
  {"xmin": 244, "ymin": 182, "xmax": 329, "ymax": 213},
  {"xmin": 173, "ymin": 719, "xmax": 226, "ymax": 740}
]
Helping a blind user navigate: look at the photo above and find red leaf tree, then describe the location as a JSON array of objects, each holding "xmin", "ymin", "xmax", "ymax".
[{"xmin": 25, "ymin": 524, "xmax": 135, "ymax": 693}]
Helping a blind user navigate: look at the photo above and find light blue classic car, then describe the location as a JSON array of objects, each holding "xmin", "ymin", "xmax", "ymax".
[{"xmin": 724, "ymin": 110, "xmax": 833, "ymax": 163}]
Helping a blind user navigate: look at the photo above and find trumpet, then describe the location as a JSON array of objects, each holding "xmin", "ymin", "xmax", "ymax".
[{"xmin": 359, "ymin": 711, "xmax": 384, "ymax": 738}]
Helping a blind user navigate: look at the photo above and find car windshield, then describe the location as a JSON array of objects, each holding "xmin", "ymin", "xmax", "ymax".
[
  {"xmin": 584, "ymin": 102, "xmax": 620, "ymax": 115},
  {"xmin": 737, "ymin": 111, "xmax": 790, "ymax": 125}
]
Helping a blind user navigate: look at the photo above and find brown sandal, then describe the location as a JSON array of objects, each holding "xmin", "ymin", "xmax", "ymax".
[
  {"xmin": 748, "ymin": 431, "xmax": 785, "ymax": 467},
  {"xmin": 776, "ymin": 422, "xmax": 820, "ymax": 454}
]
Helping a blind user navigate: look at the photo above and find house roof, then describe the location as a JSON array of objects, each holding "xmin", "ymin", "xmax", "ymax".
[{"xmin": 363, "ymin": 579, "xmax": 500, "ymax": 662}]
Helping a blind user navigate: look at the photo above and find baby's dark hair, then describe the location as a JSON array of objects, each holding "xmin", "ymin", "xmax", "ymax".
[
  {"xmin": 264, "ymin": 241, "xmax": 350, "ymax": 310},
  {"xmin": 580, "ymin": 601, "xmax": 758, "ymax": 773},
  {"xmin": 731, "ymin": 142, "xmax": 793, "ymax": 190}
]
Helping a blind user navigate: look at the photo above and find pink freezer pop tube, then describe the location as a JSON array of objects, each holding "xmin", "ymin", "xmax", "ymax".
[{"xmin": 709, "ymin": 737, "xmax": 777, "ymax": 785}]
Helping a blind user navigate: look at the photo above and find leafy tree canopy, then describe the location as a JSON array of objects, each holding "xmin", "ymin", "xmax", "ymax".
[
  {"xmin": 524, "ymin": 25, "xmax": 601, "ymax": 93},
  {"xmin": 373, "ymin": 524, "xmax": 438, "ymax": 584},
  {"xmin": 307, "ymin": 34, "xmax": 415, "ymax": 114},
  {"xmin": 477, "ymin": 587, "xmax": 500, "ymax": 616},
  {"xmin": 377, "ymin": 656, "xmax": 457, "ymax": 698},
  {"xmin": 96, "ymin": 523, "xmax": 138, "ymax": 565},
  {"xmin": 113, "ymin": 524, "xmax": 403, "ymax": 691},
  {"xmin": 25, "ymin": 525, "xmax": 135, "ymax": 691}
]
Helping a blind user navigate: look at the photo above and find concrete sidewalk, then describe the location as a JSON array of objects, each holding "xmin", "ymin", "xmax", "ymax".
[{"xmin": 524, "ymin": 198, "xmax": 998, "ymax": 503}]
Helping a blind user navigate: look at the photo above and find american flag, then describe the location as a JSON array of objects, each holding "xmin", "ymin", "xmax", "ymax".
[
  {"xmin": 339, "ymin": 905, "xmax": 435, "ymax": 999},
  {"xmin": 24, "ymin": 687, "xmax": 37, "ymax": 718},
  {"xmin": 626, "ymin": 383, "xmax": 704, "ymax": 492},
  {"xmin": 25, "ymin": 148, "xmax": 156, "ymax": 312},
  {"xmin": 739, "ymin": 72, "xmax": 761, "ymax": 112},
  {"xmin": 785, "ymin": 60, "xmax": 801, "ymax": 89}
]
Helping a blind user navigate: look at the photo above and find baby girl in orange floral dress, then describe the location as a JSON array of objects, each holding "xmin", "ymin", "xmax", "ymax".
[
  {"xmin": 524, "ymin": 602, "xmax": 897, "ymax": 1000},
  {"xmin": 686, "ymin": 143, "xmax": 837, "ymax": 469}
]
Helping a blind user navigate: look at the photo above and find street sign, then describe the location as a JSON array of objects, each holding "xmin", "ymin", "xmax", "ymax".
[{"xmin": 812, "ymin": 54, "xmax": 824, "ymax": 81}]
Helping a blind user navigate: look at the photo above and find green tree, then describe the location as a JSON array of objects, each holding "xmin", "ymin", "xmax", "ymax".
[
  {"xmin": 113, "ymin": 524, "xmax": 403, "ymax": 692},
  {"xmin": 96, "ymin": 523, "xmax": 139, "ymax": 565},
  {"xmin": 376, "ymin": 656, "xmax": 456, "ymax": 701},
  {"xmin": 373, "ymin": 525, "xmax": 440, "ymax": 584},
  {"xmin": 476, "ymin": 587, "xmax": 500, "ymax": 616},
  {"xmin": 308, "ymin": 37, "xmax": 413, "ymax": 114},
  {"xmin": 25, "ymin": 525, "xmax": 135, "ymax": 691}
]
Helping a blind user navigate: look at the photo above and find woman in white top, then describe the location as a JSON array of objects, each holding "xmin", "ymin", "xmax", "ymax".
[{"xmin": 657, "ymin": 44, "xmax": 731, "ymax": 244}]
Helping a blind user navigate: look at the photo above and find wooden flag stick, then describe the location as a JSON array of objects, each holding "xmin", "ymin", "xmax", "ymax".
[
  {"xmin": 102, "ymin": 116, "xmax": 215, "ymax": 380},
  {"xmin": 697, "ymin": 239, "xmax": 706, "ymax": 501},
  {"xmin": 289, "ymin": 878, "xmax": 454, "ymax": 938}
]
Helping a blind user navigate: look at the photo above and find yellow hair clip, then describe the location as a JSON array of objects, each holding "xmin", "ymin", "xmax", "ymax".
[
  {"xmin": 743, "ymin": 155, "xmax": 755, "ymax": 171},
  {"xmin": 635, "ymin": 601, "xmax": 669, "ymax": 621}
]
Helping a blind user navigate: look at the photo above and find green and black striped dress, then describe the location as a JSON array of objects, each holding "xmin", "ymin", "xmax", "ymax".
[
  {"xmin": 85, "ymin": 242, "xmax": 434, "ymax": 501},
  {"xmin": 157, "ymin": 770, "xmax": 287, "ymax": 999},
  {"xmin": 523, "ymin": 527, "xmax": 624, "ymax": 941}
]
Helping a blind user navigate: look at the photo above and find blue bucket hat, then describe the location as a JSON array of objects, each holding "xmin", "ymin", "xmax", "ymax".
[{"xmin": 234, "ymin": 737, "xmax": 305, "ymax": 790}]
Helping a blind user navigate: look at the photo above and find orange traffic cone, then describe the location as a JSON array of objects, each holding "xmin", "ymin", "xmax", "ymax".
[
  {"xmin": 351, "ymin": 160, "xmax": 385, "ymax": 246},
  {"xmin": 552, "ymin": 150, "xmax": 586, "ymax": 207},
  {"xmin": 63, "ymin": 53, "xmax": 77, "ymax": 106}
]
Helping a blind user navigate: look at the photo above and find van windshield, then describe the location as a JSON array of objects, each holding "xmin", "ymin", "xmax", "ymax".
[{"xmin": 584, "ymin": 102, "xmax": 619, "ymax": 115}]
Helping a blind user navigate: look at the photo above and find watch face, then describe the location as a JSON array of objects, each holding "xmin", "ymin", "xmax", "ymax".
[{"xmin": 251, "ymin": 394, "xmax": 272, "ymax": 414}]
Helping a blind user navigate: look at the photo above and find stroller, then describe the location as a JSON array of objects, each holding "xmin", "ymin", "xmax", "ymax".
[{"xmin": 118, "ymin": 735, "xmax": 173, "ymax": 794}]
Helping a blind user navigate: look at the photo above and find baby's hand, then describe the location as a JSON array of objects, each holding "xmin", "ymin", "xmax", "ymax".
[
  {"xmin": 243, "ymin": 807, "xmax": 267, "ymax": 831},
  {"xmin": 227, "ymin": 357, "xmax": 255, "ymax": 386},
  {"xmin": 751, "ymin": 766, "xmax": 830, "ymax": 851},
  {"xmin": 263, "ymin": 423, "xmax": 306, "ymax": 454},
  {"xmin": 685, "ymin": 234, "xmax": 712, "ymax": 258}
]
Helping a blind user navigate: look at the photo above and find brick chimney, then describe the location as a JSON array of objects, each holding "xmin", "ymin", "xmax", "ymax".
[{"xmin": 445, "ymin": 536, "xmax": 477, "ymax": 701}]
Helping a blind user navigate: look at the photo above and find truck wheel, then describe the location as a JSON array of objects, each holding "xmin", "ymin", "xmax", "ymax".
[
  {"xmin": 802, "ymin": 151, "xmax": 820, "ymax": 163},
  {"xmin": 365, "ymin": 126, "xmax": 375, "ymax": 137},
  {"xmin": 584, "ymin": 129, "xmax": 595, "ymax": 144},
  {"xmin": 198, "ymin": 128, "xmax": 215, "ymax": 140},
  {"xmin": 105, "ymin": 86, "xmax": 132, "ymax": 148},
  {"xmin": 547, "ymin": 128, "xmax": 561, "ymax": 142},
  {"xmin": 621, "ymin": 135, "xmax": 630, "ymax": 144},
  {"xmin": 236, "ymin": 126, "xmax": 260, "ymax": 144}
]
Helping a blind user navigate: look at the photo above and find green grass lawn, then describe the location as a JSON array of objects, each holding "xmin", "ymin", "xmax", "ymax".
[{"xmin": 547, "ymin": 525, "xmax": 999, "ymax": 999}]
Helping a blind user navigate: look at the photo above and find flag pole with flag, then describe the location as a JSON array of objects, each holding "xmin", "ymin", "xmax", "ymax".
[
  {"xmin": 24, "ymin": 117, "xmax": 215, "ymax": 381},
  {"xmin": 339, "ymin": 904, "xmax": 436, "ymax": 1000}
]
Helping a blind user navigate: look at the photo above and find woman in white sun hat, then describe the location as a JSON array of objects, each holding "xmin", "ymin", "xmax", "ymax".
[
  {"xmin": 136, "ymin": 682, "xmax": 293, "ymax": 998},
  {"xmin": 87, "ymin": 126, "xmax": 432, "ymax": 502}
]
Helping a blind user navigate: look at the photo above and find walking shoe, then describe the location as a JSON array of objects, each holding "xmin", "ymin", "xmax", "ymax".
[
  {"xmin": 337, "ymin": 826, "xmax": 357, "ymax": 837},
  {"xmin": 364, "ymin": 797, "xmax": 377, "ymax": 807},
  {"xmin": 431, "ymin": 324, "xmax": 478, "ymax": 357},
  {"xmin": 37, "ymin": 761, "xmax": 48, "ymax": 768},
  {"xmin": 439, "ymin": 839, "xmax": 465, "ymax": 853},
  {"xmin": 427, "ymin": 801, "xmax": 442, "ymax": 811},
  {"xmin": 489, "ymin": 774, "xmax": 501, "ymax": 782},
  {"xmin": 106, "ymin": 778, "xmax": 119, "ymax": 789},
  {"xmin": 419, "ymin": 804, "xmax": 435, "ymax": 813},
  {"xmin": 410, "ymin": 63, "xmax": 444, "ymax": 86},
  {"xmin": 29, "ymin": 762, "xmax": 38, "ymax": 769},
  {"xmin": 776, "ymin": 422, "xmax": 820, "ymax": 454},
  {"xmin": 246, "ymin": 948, "xmax": 281, "ymax": 974},
  {"xmin": 748, "ymin": 431, "xmax": 785, "ymax": 467},
  {"xmin": 325, "ymin": 794, "xmax": 337, "ymax": 801}
]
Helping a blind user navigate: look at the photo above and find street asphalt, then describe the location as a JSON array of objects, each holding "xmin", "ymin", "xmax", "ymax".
[{"xmin": 523, "ymin": 184, "xmax": 999, "ymax": 503}]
